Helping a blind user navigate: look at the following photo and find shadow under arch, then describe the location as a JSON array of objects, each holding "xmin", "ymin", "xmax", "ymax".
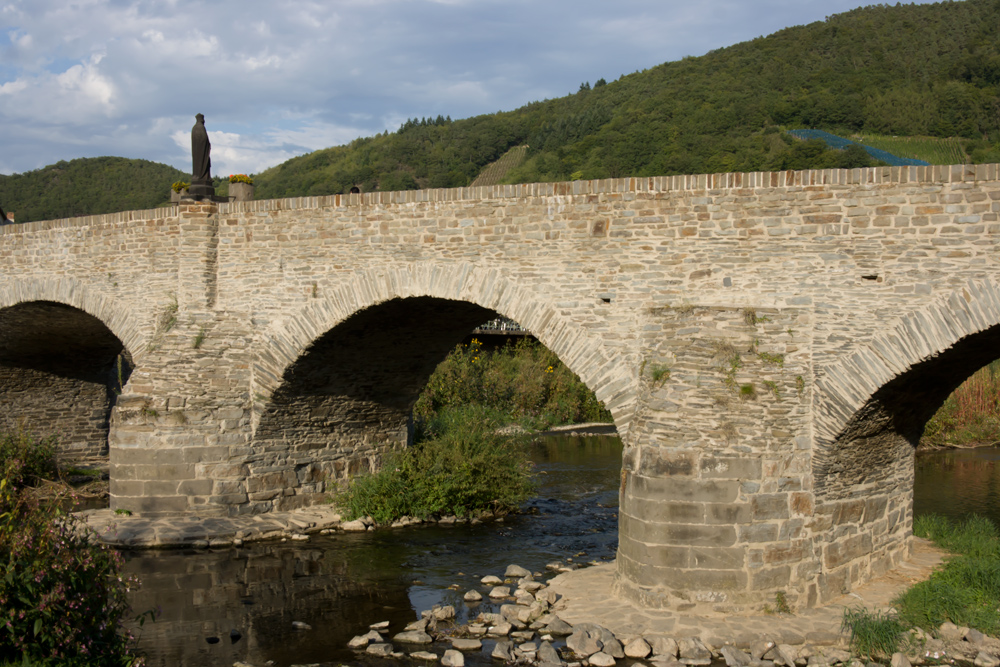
[
  {"xmin": 0, "ymin": 299, "xmax": 136, "ymax": 467},
  {"xmin": 0, "ymin": 277, "xmax": 146, "ymax": 359},
  {"xmin": 253, "ymin": 264, "xmax": 636, "ymax": 438},
  {"xmin": 813, "ymin": 279, "xmax": 1000, "ymax": 499},
  {"xmin": 249, "ymin": 265, "xmax": 635, "ymax": 511}
]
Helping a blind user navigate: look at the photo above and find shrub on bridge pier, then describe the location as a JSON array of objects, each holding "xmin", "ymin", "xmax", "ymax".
[{"xmin": 337, "ymin": 405, "xmax": 534, "ymax": 524}]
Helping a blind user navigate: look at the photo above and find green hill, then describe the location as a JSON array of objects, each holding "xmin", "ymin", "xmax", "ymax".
[
  {"xmin": 254, "ymin": 0, "xmax": 1000, "ymax": 198},
  {"xmin": 6, "ymin": 0, "xmax": 1000, "ymax": 222},
  {"xmin": 0, "ymin": 157, "xmax": 187, "ymax": 224}
]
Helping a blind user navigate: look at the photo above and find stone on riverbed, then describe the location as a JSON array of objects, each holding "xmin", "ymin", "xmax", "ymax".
[
  {"xmin": 574, "ymin": 624, "xmax": 622, "ymax": 659},
  {"xmin": 567, "ymin": 629, "xmax": 603, "ymax": 657},
  {"xmin": 538, "ymin": 641, "xmax": 561, "ymax": 665},
  {"xmin": 464, "ymin": 590, "xmax": 483, "ymax": 602},
  {"xmin": 341, "ymin": 519, "xmax": 368, "ymax": 532},
  {"xmin": 406, "ymin": 618, "xmax": 430, "ymax": 632},
  {"xmin": 506, "ymin": 564, "xmax": 531, "ymax": 578},
  {"xmin": 488, "ymin": 622, "xmax": 513, "ymax": 637},
  {"xmin": 625, "ymin": 638, "xmax": 652, "ymax": 659},
  {"xmin": 677, "ymin": 637, "xmax": 711, "ymax": 665},
  {"xmin": 411, "ymin": 651, "xmax": 439, "ymax": 661},
  {"xmin": 720, "ymin": 646, "xmax": 751, "ymax": 667},
  {"xmin": 482, "ymin": 575, "xmax": 504, "ymax": 585},
  {"xmin": 432, "ymin": 605, "xmax": 456, "ymax": 620},
  {"xmin": 891, "ymin": 653, "xmax": 912, "ymax": 667},
  {"xmin": 652, "ymin": 637, "xmax": 679, "ymax": 659},
  {"xmin": 493, "ymin": 641, "xmax": 515, "ymax": 661},
  {"xmin": 367, "ymin": 643, "xmax": 394, "ymax": 656},
  {"xmin": 370, "ymin": 621, "xmax": 390, "ymax": 630},
  {"xmin": 442, "ymin": 649, "xmax": 465, "ymax": 667},
  {"xmin": 775, "ymin": 645, "xmax": 799, "ymax": 667},
  {"xmin": 490, "ymin": 586, "xmax": 512, "ymax": 599},
  {"xmin": 546, "ymin": 617, "xmax": 574, "ymax": 636},
  {"xmin": 589, "ymin": 652, "xmax": 617, "ymax": 667},
  {"xmin": 452, "ymin": 638, "xmax": 483, "ymax": 651},
  {"xmin": 394, "ymin": 631, "xmax": 433, "ymax": 644},
  {"xmin": 975, "ymin": 653, "xmax": 1000, "ymax": 667},
  {"xmin": 348, "ymin": 630, "xmax": 383, "ymax": 649},
  {"xmin": 292, "ymin": 621, "xmax": 312, "ymax": 631}
]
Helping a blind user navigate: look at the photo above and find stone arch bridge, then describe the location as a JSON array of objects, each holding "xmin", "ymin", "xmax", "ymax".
[{"xmin": 2, "ymin": 164, "xmax": 999, "ymax": 613}]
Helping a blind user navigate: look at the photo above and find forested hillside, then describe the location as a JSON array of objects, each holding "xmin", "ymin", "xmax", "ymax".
[
  {"xmin": 0, "ymin": 157, "xmax": 186, "ymax": 224},
  {"xmin": 254, "ymin": 0, "xmax": 1000, "ymax": 198},
  {"xmin": 5, "ymin": 0, "xmax": 1000, "ymax": 221}
]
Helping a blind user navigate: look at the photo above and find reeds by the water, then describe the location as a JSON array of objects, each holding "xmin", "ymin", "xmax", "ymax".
[{"xmin": 922, "ymin": 360, "xmax": 1000, "ymax": 448}]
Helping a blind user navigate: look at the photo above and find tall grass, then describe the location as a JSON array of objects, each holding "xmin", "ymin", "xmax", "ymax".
[
  {"xmin": 842, "ymin": 607, "xmax": 908, "ymax": 659},
  {"xmin": 897, "ymin": 514, "xmax": 1000, "ymax": 636},
  {"xmin": 922, "ymin": 360, "xmax": 1000, "ymax": 448}
]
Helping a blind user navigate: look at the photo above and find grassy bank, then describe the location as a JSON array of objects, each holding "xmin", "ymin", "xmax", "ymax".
[
  {"xmin": 921, "ymin": 360, "xmax": 1000, "ymax": 449},
  {"xmin": 337, "ymin": 338, "xmax": 613, "ymax": 524},
  {"xmin": 843, "ymin": 514, "xmax": 1000, "ymax": 659}
]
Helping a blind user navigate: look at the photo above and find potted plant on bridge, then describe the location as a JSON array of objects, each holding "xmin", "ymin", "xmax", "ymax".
[
  {"xmin": 170, "ymin": 181, "xmax": 190, "ymax": 202},
  {"xmin": 228, "ymin": 174, "xmax": 254, "ymax": 202}
]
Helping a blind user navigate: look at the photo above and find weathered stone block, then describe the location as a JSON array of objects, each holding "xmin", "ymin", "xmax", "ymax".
[
  {"xmin": 751, "ymin": 494, "xmax": 789, "ymax": 521},
  {"xmin": 824, "ymin": 534, "xmax": 873, "ymax": 569},
  {"xmin": 700, "ymin": 456, "xmax": 762, "ymax": 480},
  {"xmin": 750, "ymin": 565, "xmax": 791, "ymax": 590}
]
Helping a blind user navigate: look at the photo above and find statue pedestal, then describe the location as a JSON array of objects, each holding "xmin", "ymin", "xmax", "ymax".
[{"xmin": 187, "ymin": 179, "xmax": 215, "ymax": 199}]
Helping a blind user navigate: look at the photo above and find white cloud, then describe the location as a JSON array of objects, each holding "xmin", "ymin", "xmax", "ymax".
[{"xmin": 0, "ymin": 0, "xmax": 940, "ymax": 177}]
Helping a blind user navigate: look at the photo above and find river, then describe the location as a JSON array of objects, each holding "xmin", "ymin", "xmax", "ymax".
[
  {"xmin": 124, "ymin": 434, "xmax": 622, "ymax": 667},
  {"xmin": 123, "ymin": 438, "xmax": 1000, "ymax": 666}
]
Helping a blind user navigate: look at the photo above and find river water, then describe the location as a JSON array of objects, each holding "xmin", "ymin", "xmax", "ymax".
[
  {"xmin": 125, "ymin": 434, "xmax": 623, "ymax": 667},
  {"xmin": 123, "ymin": 439, "xmax": 1000, "ymax": 667}
]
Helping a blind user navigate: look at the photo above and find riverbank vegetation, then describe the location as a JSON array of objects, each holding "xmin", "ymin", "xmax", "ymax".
[
  {"xmin": 921, "ymin": 361, "xmax": 1000, "ymax": 449},
  {"xmin": 897, "ymin": 514, "xmax": 1000, "ymax": 636},
  {"xmin": 0, "ymin": 428, "xmax": 145, "ymax": 666},
  {"xmin": 843, "ymin": 514, "xmax": 1000, "ymax": 658},
  {"xmin": 337, "ymin": 338, "xmax": 612, "ymax": 524}
]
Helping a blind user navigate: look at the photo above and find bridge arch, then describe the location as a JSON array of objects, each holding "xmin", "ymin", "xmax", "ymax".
[
  {"xmin": 0, "ymin": 277, "xmax": 147, "ymax": 358},
  {"xmin": 807, "ymin": 279, "xmax": 1000, "ymax": 597},
  {"xmin": 0, "ymin": 279, "xmax": 144, "ymax": 468},
  {"xmin": 247, "ymin": 263, "xmax": 637, "ymax": 511},
  {"xmin": 813, "ymin": 278, "xmax": 1000, "ymax": 496},
  {"xmin": 253, "ymin": 263, "xmax": 637, "ymax": 436}
]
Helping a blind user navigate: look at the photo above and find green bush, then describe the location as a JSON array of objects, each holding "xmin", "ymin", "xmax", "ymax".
[
  {"xmin": 0, "ymin": 427, "xmax": 57, "ymax": 488},
  {"xmin": 338, "ymin": 405, "xmax": 534, "ymax": 524},
  {"xmin": 0, "ymin": 431, "xmax": 146, "ymax": 666}
]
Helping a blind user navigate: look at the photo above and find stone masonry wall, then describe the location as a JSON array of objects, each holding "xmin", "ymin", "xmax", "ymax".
[
  {"xmin": 1, "ymin": 164, "xmax": 999, "ymax": 611},
  {"xmin": 0, "ymin": 365, "xmax": 113, "ymax": 468}
]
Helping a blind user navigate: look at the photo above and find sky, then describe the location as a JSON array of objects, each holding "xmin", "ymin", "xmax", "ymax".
[{"xmin": 0, "ymin": 0, "xmax": 934, "ymax": 178}]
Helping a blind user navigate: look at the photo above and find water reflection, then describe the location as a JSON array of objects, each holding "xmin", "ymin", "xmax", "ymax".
[
  {"xmin": 125, "ymin": 435, "xmax": 623, "ymax": 667},
  {"xmin": 914, "ymin": 445, "xmax": 1000, "ymax": 525}
]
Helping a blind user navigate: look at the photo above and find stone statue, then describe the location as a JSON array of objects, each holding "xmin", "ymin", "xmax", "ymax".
[
  {"xmin": 189, "ymin": 113, "xmax": 215, "ymax": 198},
  {"xmin": 192, "ymin": 113, "xmax": 211, "ymax": 181}
]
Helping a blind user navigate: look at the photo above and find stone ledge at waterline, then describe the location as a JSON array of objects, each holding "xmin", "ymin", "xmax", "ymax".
[{"xmin": 78, "ymin": 504, "xmax": 513, "ymax": 548}]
